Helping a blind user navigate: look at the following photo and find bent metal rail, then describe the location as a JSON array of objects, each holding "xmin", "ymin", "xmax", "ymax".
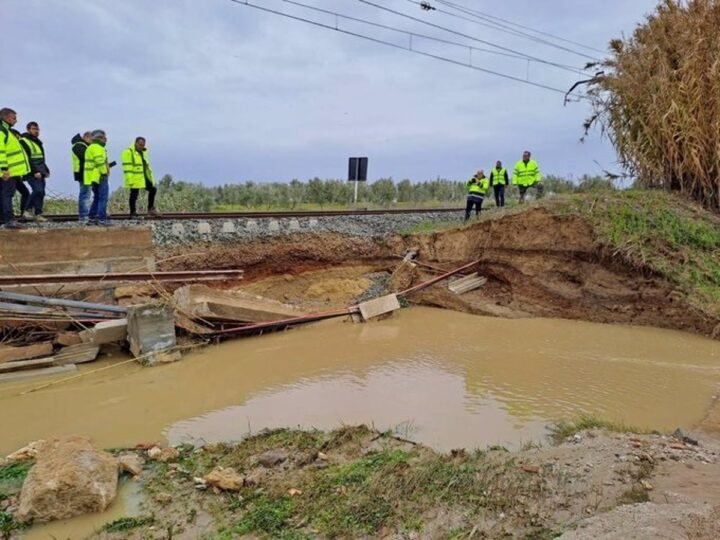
[{"xmin": 44, "ymin": 208, "xmax": 461, "ymax": 222}]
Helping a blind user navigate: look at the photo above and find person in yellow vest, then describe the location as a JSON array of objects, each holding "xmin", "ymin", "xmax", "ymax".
[
  {"xmin": 489, "ymin": 160, "xmax": 509, "ymax": 208},
  {"xmin": 465, "ymin": 169, "xmax": 489, "ymax": 221},
  {"xmin": 512, "ymin": 150, "xmax": 543, "ymax": 203},
  {"xmin": 122, "ymin": 137, "xmax": 158, "ymax": 218},
  {"xmin": 83, "ymin": 129, "xmax": 111, "ymax": 226},
  {"xmin": 0, "ymin": 108, "xmax": 30, "ymax": 229},
  {"xmin": 19, "ymin": 121, "xmax": 51, "ymax": 221},
  {"xmin": 72, "ymin": 131, "xmax": 93, "ymax": 222}
]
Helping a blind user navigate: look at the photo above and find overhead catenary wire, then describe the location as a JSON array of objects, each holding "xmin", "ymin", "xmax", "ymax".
[
  {"xmin": 272, "ymin": 0, "xmax": 584, "ymax": 69},
  {"xmin": 433, "ymin": 0, "xmax": 607, "ymax": 55},
  {"xmin": 406, "ymin": 0, "xmax": 601, "ymax": 61},
  {"xmin": 355, "ymin": 0, "xmax": 591, "ymax": 75},
  {"xmin": 230, "ymin": 0, "xmax": 588, "ymax": 98}
]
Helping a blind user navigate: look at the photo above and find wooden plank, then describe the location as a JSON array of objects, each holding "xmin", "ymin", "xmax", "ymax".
[
  {"xmin": 449, "ymin": 273, "xmax": 487, "ymax": 295},
  {"xmin": 0, "ymin": 357, "xmax": 57, "ymax": 373},
  {"xmin": 0, "ymin": 343, "xmax": 54, "ymax": 364},
  {"xmin": 0, "ymin": 364, "xmax": 76, "ymax": 383},
  {"xmin": 358, "ymin": 294, "xmax": 401, "ymax": 321},
  {"xmin": 54, "ymin": 344, "xmax": 101, "ymax": 365}
]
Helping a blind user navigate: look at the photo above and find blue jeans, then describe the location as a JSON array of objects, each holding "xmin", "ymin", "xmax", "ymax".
[
  {"xmin": 78, "ymin": 183, "xmax": 92, "ymax": 220},
  {"xmin": 26, "ymin": 177, "xmax": 46, "ymax": 215},
  {"xmin": 88, "ymin": 177, "xmax": 109, "ymax": 221}
]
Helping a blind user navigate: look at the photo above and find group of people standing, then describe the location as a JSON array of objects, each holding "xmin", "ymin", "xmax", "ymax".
[
  {"xmin": 0, "ymin": 107, "xmax": 158, "ymax": 229},
  {"xmin": 464, "ymin": 150, "xmax": 542, "ymax": 221}
]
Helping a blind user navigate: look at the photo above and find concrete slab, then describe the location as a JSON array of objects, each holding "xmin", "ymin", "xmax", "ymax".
[
  {"xmin": 358, "ymin": 294, "xmax": 401, "ymax": 321},
  {"xmin": 174, "ymin": 285, "xmax": 302, "ymax": 323}
]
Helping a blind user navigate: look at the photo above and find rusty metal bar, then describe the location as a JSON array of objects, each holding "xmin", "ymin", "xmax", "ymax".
[{"xmin": 0, "ymin": 270, "xmax": 244, "ymax": 286}]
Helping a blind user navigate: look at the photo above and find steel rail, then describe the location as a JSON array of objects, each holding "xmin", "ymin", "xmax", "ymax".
[
  {"xmin": 0, "ymin": 270, "xmax": 244, "ymax": 286},
  {"xmin": 43, "ymin": 208, "xmax": 462, "ymax": 222}
]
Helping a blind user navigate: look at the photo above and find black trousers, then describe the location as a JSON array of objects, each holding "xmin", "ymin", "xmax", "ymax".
[
  {"xmin": 15, "ymin": 178, "xmax": 30, "ymax": 213},
  {"xmin": 465, "ymin": 195, "xmax": 484, "ymax": 221},
  {"xmin": 493, "ymin": 184, "xmax": 506, "ymax": 207},
  {"xmin": 1, "ymin": 177, "xmax": 18, "ymax": 224},
  {"xmin": 129, "ymin": 182, "xmax": 157, "ymax": 214}
]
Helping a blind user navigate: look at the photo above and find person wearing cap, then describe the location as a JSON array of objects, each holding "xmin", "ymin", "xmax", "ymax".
[
  {"xmin": 72, "ymin": 131, "xmax": 93, "ymax": 222},
  {"xmin": 122, "ymin": 136, "xmax": 159, "ymax": 218},
  {"xmin": 83, "ymin": 129, "xmax": 111, "ymax": 226},
  {"xmin": 19, "ymin": 121, "xmax": 51, "ymax": 221},
  {"xmin": 464, "ymin": 169, "xmax": 489, "ymax": 221},
  {"xmin": 0, "ymin": 108, "xmax": 30, "ymax": 229}
]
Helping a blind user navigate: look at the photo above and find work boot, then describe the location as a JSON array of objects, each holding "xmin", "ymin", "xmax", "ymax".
[
  {"xmin": 98, "ymin": 220, "xmax": 114, "ymax": 227},
  {"xmin": 35, "ymin": 214, "xmax": 48, "ymax": 223},
  {"xmin": 148, "ymin": 208, "xmax": 162, "ymax": 217},
  {"xmin": 22, "ymin": 210, "xmax": 34, "ymax": 220},
  {"xmin": 4, "ymin": 220, "xmax": 26, "ymax": 230}
]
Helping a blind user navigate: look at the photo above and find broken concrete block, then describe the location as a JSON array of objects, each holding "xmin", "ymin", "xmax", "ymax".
[
  {"xmin": 127, "ymin": 304, "xmax": 177, "ymax": 365},
  {"xmin": 80, "ymin": 319, "xmax": 128, "ymax": 345},
  {"xmin": 358, "ymin": 294, "xmax": 401, "ymax": 321}
]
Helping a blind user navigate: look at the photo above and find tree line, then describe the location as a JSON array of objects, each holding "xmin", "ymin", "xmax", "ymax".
[{"xmin": 43, "ymin": 174, "xmax": 615, "ymax": 213}]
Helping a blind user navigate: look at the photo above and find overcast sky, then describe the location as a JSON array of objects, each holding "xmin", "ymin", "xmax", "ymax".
[{"xmin": 4, "ymin": 0, "xmax": 657, "ymax": 195}]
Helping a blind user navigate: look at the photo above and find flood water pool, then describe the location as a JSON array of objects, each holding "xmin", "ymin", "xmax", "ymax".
[{"xmin": 2, "ymin": 308, "xmax": 720, "ymax": 456}]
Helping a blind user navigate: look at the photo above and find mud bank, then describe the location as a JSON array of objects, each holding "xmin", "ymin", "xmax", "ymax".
[
  {"xmin": 159, "ymin": 198, "xmax": 720, "ymax": 339},
  {"xmin": 4, "ymin": 425, "xmax": 719, "ymax": 539}
]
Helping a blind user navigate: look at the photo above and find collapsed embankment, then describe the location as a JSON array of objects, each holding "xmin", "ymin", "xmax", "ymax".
[{"xmin": 158, "ymin": 192, "xmax": 720, "ymax": 340}]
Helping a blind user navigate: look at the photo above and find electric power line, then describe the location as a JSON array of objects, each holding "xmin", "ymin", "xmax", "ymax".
[
  {"xmin": 406, "ymin": 0, "xmax": 601, "ymax": 61},
  {"xmin": 275, "ymin": 0, "xmax": 582, "ymax": 67},
  {"xmin": 355, "ymin": 0, "xmax": 591, "ymax": 75},
  {"xmin": 434, "ymin": 0, "xmax": 607, "ymax": 55},
  {"xmin": 229, "ymin": 0, "xmax": 587, "ymax": 98}
]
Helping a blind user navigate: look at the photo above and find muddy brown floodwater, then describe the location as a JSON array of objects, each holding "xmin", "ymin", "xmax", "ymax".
[{"xmin": 3, "ymin": 308, "xmax": 720, "ymax": 458}]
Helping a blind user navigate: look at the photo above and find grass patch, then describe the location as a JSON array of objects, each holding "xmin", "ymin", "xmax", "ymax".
[
  {"xmin": 0, "ymin": 461, "xmax": 33, "ymax": 502},
  {"xmin": 231, "ymin": 495, "xmax": 296, "ymax": 537},
  {"xmin": 398, "ymin": 219, "xmax": 461, "ymax": 236},
  {"xmin": 549, "ymin": 415, "xmax": 641, "ymax": 445},
  {"xmin": 617, "ymin": 486, "xmax": 650, "ymax": 505},
  {"xmin": 101, "ymin": 515, "xmax": 155, "ymax": 533},
  {"xmin": 1, "ymin": 511, "xmax": 26, "ymax": 540}
]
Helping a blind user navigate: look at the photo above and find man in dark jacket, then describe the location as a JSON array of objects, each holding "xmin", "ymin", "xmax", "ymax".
[
  {"xmin": 19, "ymin": 121, "xmax": 50, "ymax": 221},
  {"xmin": 72, "ymin": 131, "xmax": 92, "ymax": 222}
]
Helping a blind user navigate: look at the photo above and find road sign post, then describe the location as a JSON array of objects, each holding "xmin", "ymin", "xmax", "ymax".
[{"xmin": 348, "ymin": 157, "xmax": 368, "ymax": 208}]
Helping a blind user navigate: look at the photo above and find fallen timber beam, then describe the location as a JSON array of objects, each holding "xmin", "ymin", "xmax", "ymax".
[
  {"xmin": 0, "ymin": 269, "xmax": 244, "ymax": 286},
  {"xmin": 0, "ymin": 302, "xmax": 120, "ymax": 320}
]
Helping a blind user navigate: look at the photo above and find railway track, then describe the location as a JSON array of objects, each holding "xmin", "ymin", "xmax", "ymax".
[{"xmin": 44, "ymin": 207, "xmax": 461, "ymax": 222}]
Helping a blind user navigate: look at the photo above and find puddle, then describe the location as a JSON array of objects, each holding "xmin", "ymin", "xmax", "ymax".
[
  {"xmin": 2, "ymin": 308, "xmax": 719, "ymax": 456},
  {"xmin": 21, "ymin": 479, "xmax": 142, "ymax": 540}
]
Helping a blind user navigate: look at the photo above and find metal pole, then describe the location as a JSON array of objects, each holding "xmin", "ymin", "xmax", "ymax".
[{"xmin": 353, "ymin": 180, "xmax": 359, "ymax": 209}]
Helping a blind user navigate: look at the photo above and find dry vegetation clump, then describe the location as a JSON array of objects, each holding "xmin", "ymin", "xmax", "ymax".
[{"xmin": 587, "ymin": 0, "xmax": 720, "ymax": 210}]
